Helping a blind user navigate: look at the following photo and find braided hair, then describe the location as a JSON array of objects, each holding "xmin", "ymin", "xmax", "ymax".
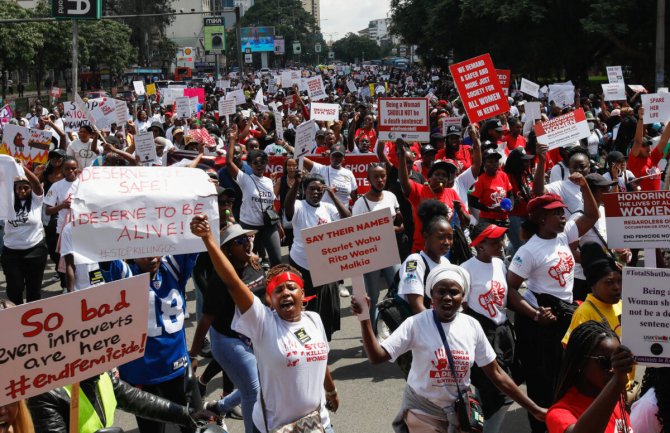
[
  {"xmin": 554, "ymin": 320, "xmax": 618, "ymax": 402},
  {"xmin": 640, "ymin": 368, "xmax": 670, "ymax": 433}
]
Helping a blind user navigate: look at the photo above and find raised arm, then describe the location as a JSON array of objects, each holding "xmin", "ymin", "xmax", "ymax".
[
  {"xmin": 22, "ymin": 162, "xmax": 44, "ymax": 196},
  {"xmin": 469, "ymin": 125, "xmax": 482, "ymax": 176},
  {"xmin": 396, "ymin": 139, "xmax": 412, "ymax": 198},
  {"xmin": 351, "ymin": 296, "xmax": 392, "ymax": 364},
  {"xmin": 283, "ymin": 169, "xmax": 302, "ymax": 221},
  {"xmin": 226, "ymin": 125, "xmax": 240, "ymax": 179},
  {"xmin": 571, "ymin": 173, "xmax": 599, "ymax": 237},
  {"xmin": 533, "ymin": 143, "xmax": 548, "ymax": 195},
  {"xmin": 630, "ymin": 107, "xmax": 645, "ymax": 158},
  {"xmin": 326, "ymin": 187, "xmax": 352, "ymax": 219},
  {"xmin": 190, "ymin": 215, "xmax": 254, "ymax": 313}
]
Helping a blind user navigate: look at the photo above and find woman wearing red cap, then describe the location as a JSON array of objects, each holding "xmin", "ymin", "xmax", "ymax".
[
  {"xmin": 190, "ymin": 215, "xmax": 338, "ymax": 433},
  {"xmin": 506, "ymin": 175, "xmax": 599, "ymax": 433}
]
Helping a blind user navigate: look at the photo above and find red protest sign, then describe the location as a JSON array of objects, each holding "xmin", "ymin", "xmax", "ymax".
[
  {"xmin": 449, "ymin": 54, "xmax": 510, "ymax": 123},
  {"xmin": 496, "ymin": 69, "xmax": 511, "ymax": 96}
]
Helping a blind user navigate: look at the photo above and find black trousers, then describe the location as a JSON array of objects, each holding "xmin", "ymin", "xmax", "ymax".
[
  {"xmin": 135, "ymin": 370, "xmax": 201, "ymax": 433},
  {"xmin": 1, "ymin": 242, "xmax": 48, "ymax": 305}
]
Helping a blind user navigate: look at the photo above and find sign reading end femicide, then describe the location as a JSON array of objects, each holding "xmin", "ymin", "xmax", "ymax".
[
  {"xmin": 449, "ymin": 53, "xmax": 510, "ymax": 123},
  {"xmin": 622, "ymin": 267, "xmax": 670, "ymax": 367},
  {"xmin": 534, "ymin": 108, "xmax": 590, "ymax": 150},
  {"xmin": 302, "ymin": 208, "xmax": 400, "ymax": 320},
  {"xmin": 604, "ymin": 191, "xmax": 670, "ymax": 248},
  {"xmin": 0, "ymin": 274, "xmax": 149, "ymax": 406},
  {"xmin": 71, "ymin": 167, "xmax": 219, "ymax": 262},
  {"xmin": 378, "ymin": 97, "xmax": 430, "ymax": 142}
]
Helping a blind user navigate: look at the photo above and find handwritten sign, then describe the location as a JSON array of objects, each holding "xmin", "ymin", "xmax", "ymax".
[
  {"xmin": 641, "ymin": 93, "xmax": 670, "ymax": 124},
  {"xmin": 378, "ymin": 97, "xmax": 430, "ymax": 142},
  {"xmin": 71, "ymin": 167, "xmax": 219, "ymax": 262},
  {"xmin": 306, "ymin": 76, "xmax": 327, "ymax": 101},
  {"xmin": 133, "ymin": 81, "xmax": 146, "ymax": 96},
  {"xmin": 534, "ymin": 108, "xmax": 590, "ymax": 150},
  {"xmin": 622, "ymin": 267, "xmax": 670, "ymax": 367},
  {"xmin": 449, "ymin": 53, "xmax": 510, "ymax": 123},
  {"xmin": 310, "ymin": 102, "xmax": 340, "ymax": 121},
  {"xmin": 606, "ymin": 66, "xmax": 624, "ymax": 84},
  {"xmin": 0, "ymin": 124, "xmax": 51, "ymax": 165},
  {"xmin": 302, "ymin": 208, "xmax": 400, "ymax": 286},
  {"xmin": 0, "ymin": 275, "xmax": 149, "ymax": 406},
  {"xmin": 63, "ymin": 101, "xmax": 90, "ymax": 132},
  {"xmin": 604, "ymin": 191, "xmax": 670, "ymax": 248}
]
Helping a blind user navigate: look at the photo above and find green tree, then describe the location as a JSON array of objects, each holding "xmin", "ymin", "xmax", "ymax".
[
  {"xmin": 79, "ymin": 20, "xmax": 136, "ymax": 76},
  {"xmin": 153, "ymin": 36, "xmax": 179, "ymax": 72},
  {"xmin": 238, "ymin": 0, "xmax": 326, "ymax": 66},
  {"xmin": 0, "ymin": 0, "xmax": 42, "ymax": 100},
  {"xmin": 32, "ymin": 1, "xmax": 73, "ymax": 98},
  {"xmin": 332, "ymin": 33, "xmax": 381, "ymax": 64}
]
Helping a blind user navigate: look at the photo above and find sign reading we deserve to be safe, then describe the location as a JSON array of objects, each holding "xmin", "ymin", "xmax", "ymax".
[{"xmin": 302, "ymin": 208, "xmax": 399, "ymax": 286}]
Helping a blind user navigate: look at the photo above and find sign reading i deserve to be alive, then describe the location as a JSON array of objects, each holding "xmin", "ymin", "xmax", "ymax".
[{"xmin": 302, "ymin": 208, "xmax": 400, "ymax": 286}]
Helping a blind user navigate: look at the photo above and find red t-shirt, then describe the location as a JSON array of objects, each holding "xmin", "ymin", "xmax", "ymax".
[
  {"xmin": 470, "ymin": 170, "xmax": 513, "ymax": 220},
  {"xmin": 508, "ymin": 175, "xmax": 533, "ymax": 217},
  {"xmin": 506, "ymin": 134, "xmax": 526, "ymax": 151},
  {"xmin": 627, "ymin": 146, "xmax": 663, "ymax": 191},
  {"xmin": 436, "ymin": 146, "xmax": 472, "ymax": 172},
  {"xmin": 546, "ymin": 387, "xmax": 631, "ymax": 433},
  {"xmin": 408, "ymin": 180, "xmax": 466, "ymax": 253},
  {"xmin": 355, "ymin": 128, "xmax": 378, "ymax": 151},
  {"xmin": 384, "ymin": 141, "xmax": 422, "ymax": 167}
]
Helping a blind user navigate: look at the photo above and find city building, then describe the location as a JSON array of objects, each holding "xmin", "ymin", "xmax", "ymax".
[
  {"xmin": 301, "ymin": 0, "xmax": 320, "ymax": 28},
  {"xmin": 166, "ymin": 0, "xmax": 212, "ymax": 49},
  {"xmin": 367, "ymin": 18, "xmax": 391, "ymax": 45}
]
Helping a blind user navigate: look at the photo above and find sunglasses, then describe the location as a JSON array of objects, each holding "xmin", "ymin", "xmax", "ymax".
[
  {"xmin": 232, "ymin": 234, "xmax": 254, "ymax": 245},
  {"xmin": 588, "ymin": 355, "xmax": 612, "ymax": 370}
]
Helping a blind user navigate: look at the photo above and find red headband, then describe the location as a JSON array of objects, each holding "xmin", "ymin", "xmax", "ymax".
[{"xmin": 266, "ymin": 272, "xmax": 304, "ymax": 296}]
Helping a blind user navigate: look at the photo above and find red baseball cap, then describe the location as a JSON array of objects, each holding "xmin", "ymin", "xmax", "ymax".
[
  {"xmin": 527, "ymin": 193, "xmax": 567, "ymax": 214},
  {"xmin": 470, "ymin": 224, "xmax": 507, "ymax": 247}
]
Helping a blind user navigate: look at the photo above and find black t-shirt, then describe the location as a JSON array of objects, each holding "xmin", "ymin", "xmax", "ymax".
[{"xmin": 203, "ymin": 263, "xmax": 266, "ymax": 337}]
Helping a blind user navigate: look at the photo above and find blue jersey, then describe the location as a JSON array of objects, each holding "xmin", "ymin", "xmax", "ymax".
[{"xmin": 102, "ymin": 254, "xmax": 197, "ymax": 385}]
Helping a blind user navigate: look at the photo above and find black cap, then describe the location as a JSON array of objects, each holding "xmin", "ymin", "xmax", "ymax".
[
  {"xmin": 509, "ymin": 147, "xmax": 535, "ymax": 160},
  {"xmin": 606, "ymin": 151, "xmax": 625, "ymax": 165},
  {"xmin": 581, "ymin": 241, "xmax": 618, "ymax": 288},
  {"xmin": 445, "ymin": 124, "xmax": 462, "ymax": 137},
  {"xmin": 217, "ymin": 186, "xmax": 236, "ymax": 199},
  {"xmin": 484, "ymin": 119, "xmax": 503, "ymax": 131},
  {"xmin": 430, "ymin": 132, "xmax": 446, "ymax": 141},
  {"xmin": 586, "ymin": 173, "xmax": 617, "ymax": 188},
  {"xmin": 482, "ymin": 148, "xmax": 503, "ymax": 160},
  {"xmin": 148, "ymin": 121, "xmax": 164, "ymax": 135},
  {"xmin": 428, "ymin": 159, "xmax": 458, "ymax": 177},
  {"xmin": 421, "ymin": 144, "xmax": 437, "ymax": 155},
  {"xmin": 315, "ymin": 129, "xmax": 326, "ymax": 138},
  {"xmin": 330, "ymin": 144, "xmax": 346, "ymax": 155}
]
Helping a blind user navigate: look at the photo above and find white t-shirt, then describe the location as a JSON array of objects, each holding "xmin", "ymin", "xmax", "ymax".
[
  {"xmin": 461, "ymin": 257, "xmax": 508, "ymax": 325},
  {"xmin": 351, "ymin": 191, "xmax": 399, "ymax": 217},
  {"xmin": 381, "ymin": 310, "xmax": 497, "ymax": 408},
  {"xmin": 398, "ymin": 251, "xmax": 450, "ymax": 302},
  {"xmin": 289, "ymin": 200, "xmax": 340, "ymax": 269},
  {"xmin": 310, "ymin": 162, "xmax": 357, "ymax": 207},
  {"xmin": 60, "ymin": 223, "xmax": 105, "ymax": 291},
  {"xmin": 236, "ymin": 171, "xmax": 275, "ymax": 226},
  {"xmin": 452, "ymin": 167, "xmax": 477, "ymax": 210},
  {"xmin": 546, "ymin": 179, "xmax": 582, "ymax": 216},
  {"xmin": 232, "ymin": 298, "xmax": 331, "ymax": 432},
  {"xmin": 509, "ymin": 219, "xmax": 579, "ymax": 306},
  {"xmin": 43, "ymin": 178, "xmax": 78, "ymax": 234},
  {"xmin": 631, "ymin": 388, "xmax": 662, "ymax": 433},
  {"xmin": 549, "ymin": 161, "xmax": 569, "ymax": 183},
  {"xmin": 66, "ymin": 139, "xmax": 99, "ymax": 168},
  {"xmin": 2, "ymin": 192, "xmax": 44, "ymax": 250},
  {"xmin": 603, "ymin": 170, "xmax": 636, "ymax": 192}
]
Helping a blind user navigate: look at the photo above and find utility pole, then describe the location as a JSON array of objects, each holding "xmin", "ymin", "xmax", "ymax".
[
  {"xmin": 655, "ymin": 0, "xmax": 666, "ymax": 90},
  {"xmin": 72, "ymin": 21, "xmax": 78, "ymax": 99}
]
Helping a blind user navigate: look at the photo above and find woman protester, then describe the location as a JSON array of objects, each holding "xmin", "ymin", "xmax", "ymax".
[
  {"xmin": 632, "ymin": 368, "xmax": 670, "ymax": 433},
  {"xmin": 190, "ymin": 225, "xmax": 266, "ymax": 433},
  {"xmin": 274, "ymin": 155, "xmax": 302, "ymax": 250},
  {"xmin": 503, "ymin": 147, "xmax": 535, "ymax": 255},
  {"xmin": 547, "ymin": 321, "xmax": 634, "ymax": 433},
  {"xmin": 284, "ymin": 171, "xmax": 351, "ymax": 341},
  {"xmin": 190, "ymin": 215, "xmax": 339, "ymax": 433},
  {"xmin": 507, "ymin": 164, "xmax": 600, "ymax": 433},
  {"xmin": 352, "ymin": 264, "xmax": 546, "ymax": 433},
  {"xmin": 352, "ymin": 162, "xmax": 403, "ymax": 327},
  {"xmin": 1, "ymin": 163, "xmax": 47, "ymax": 304},
  {"xmin": 226, "ymin": 126, "xmax": 283, "ymax": 267}
]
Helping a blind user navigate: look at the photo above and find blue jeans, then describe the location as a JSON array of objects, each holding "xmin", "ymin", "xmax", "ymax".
[
  {"xmin": 210, "ymin": 328, "xmax": 259, "ymax": 433},
  {"xmin": 507, "ymin": 215, "xmax": 526, "ymax": 257},
  {"xmin": 325, "ymin": 424, "xmax": 335, "ymax": 433},
  {"xmin": 362, "ymin": 264, "xmax": 399, "ymax": 329}
]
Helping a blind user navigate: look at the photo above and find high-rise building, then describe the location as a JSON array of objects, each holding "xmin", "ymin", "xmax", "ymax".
[
  {"xmin": 367, "ymin": 18, "xmax": 391, "ymax": 45},
  {"xmin": 301, "ymin": 0, "xmax": 320, "ymax": 28}
]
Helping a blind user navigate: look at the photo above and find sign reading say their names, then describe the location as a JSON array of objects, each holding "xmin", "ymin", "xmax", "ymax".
[
  {"xmin": 449, "ymin": 53, "xmax": 510, "ymax": 123},
  {"xmin": 604, "ymin": 191, "xmax": 670, "ymax": 248},
  {"xmin": 303, "ymin": 208, "xmax": 400, "ymax": 287},
  {"xmin": 377, "ymin": 97, "xmax": 430, "ymax": 142},
  {"xmin": 534, "ymin": 108, "xmax": 590, "ymax": 150},
  {"xmin": 0, "ymin": 274, "xmax": 149, "ymax": 406},
  {"xmin": 641, "ymin": 93, "xmax": 670, "ymax": 124},
  {"xmin": 310, "ymin": 102, "xmax": 340, "ymax": 121},
  {"xmin": 622, "ymin": 267, "xmax": 670, "ymax": 367},
  {"xmin": 71, "ymin": 167, "xmax": 219, "ymax": 262}
]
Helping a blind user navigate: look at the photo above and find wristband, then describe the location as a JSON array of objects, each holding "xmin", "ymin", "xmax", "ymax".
[{"xmin": 325, "ymin": 389, "xmax": 337, "ymax": 397}]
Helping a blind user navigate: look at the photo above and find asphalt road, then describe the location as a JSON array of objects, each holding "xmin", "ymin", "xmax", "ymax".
[{"xmin": 0, "ymin": 253, "xmax": 645, "ymax": 433}]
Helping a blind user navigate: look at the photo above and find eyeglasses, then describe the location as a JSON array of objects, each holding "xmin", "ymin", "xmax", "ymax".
[
  {"xmin": 588, "ymin": 355, "xmax": 612, "ymax": 370},
  {"xmin": 232, "ymin": 235, "xmax": 254, "ymax": 245}
]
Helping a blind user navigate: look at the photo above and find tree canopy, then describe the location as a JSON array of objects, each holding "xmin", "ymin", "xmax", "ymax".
[
  {"xmin": 389, "ymin": 0, "xmax": 662, "ymax": 85},
  {"xmin": 332, "ymin": 33, "xmax": 383, "ymax": 63}
]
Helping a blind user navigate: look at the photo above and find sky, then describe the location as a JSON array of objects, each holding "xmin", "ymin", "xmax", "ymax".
[{"xmin": 320, "ymin": 0, "xmax": 392, "ymax": 43}]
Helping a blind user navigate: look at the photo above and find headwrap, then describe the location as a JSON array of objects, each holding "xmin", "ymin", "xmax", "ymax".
[
  {"xmin": 425, "ymin": 264, "xmax": 471, "ymax": 298},
  {"xmin": 265, "ymin": 272, "xmax": 304, "ymax": 297},
  {"xmin": 581, "ymin": 242, "xmax": 619, "ymax": 288}
]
